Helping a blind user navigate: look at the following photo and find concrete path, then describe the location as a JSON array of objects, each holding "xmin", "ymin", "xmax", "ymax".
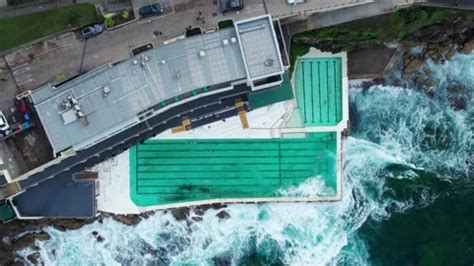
[
  {"xmin": 287, "ymin": 0, "xmax": 418, "ymax": 34},
  {"xmin": 265, "ymin": 0, "xmax": 374, "ymax": 20}
]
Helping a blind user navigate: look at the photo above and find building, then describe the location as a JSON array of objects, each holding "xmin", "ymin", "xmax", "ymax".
[{"xmin": 30, "ymin": 15, "xmax": 286, "ymax": 156}]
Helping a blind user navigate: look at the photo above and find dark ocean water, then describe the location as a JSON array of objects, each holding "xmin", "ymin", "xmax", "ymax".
[
  {"xmin": 349, "ymin": 51, "xmax": 473, "ymax": 266},
  {"xmin": 17, "ymin": 52, "xmax": 473, "ymax": 265}
]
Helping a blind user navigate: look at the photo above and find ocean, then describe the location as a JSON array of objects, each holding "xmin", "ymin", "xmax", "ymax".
[{"xmin": 17, "ymin": 51, "xmax": 473, "ymax": 265}]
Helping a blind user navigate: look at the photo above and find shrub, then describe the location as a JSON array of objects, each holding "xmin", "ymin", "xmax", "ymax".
[
  {"xmin": 122, "ymin": 10, "xmax": 130, "ymax": 20},
  {"xmin": 104, "ymin": 15, "xmax": 115, "ymax": 28}
]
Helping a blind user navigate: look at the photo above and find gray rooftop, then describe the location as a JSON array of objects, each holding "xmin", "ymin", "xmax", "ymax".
[
  {"xmin": 29, "ymin": 15, "xmax": 284, "ymax": 154},
  {"xmin": 235, "ymin": 15, "xmax": 284, "ymax": 80}
]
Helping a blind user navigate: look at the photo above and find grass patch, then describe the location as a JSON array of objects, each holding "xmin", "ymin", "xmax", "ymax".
[
  {"xmin": 185, "ymin": 27, "xmax": 202, "ymax": 37},
  {"xmin": 289, "ymin": 42, "xmax": 309, "ymax": 74},
  {"xmin": 0, "ymin": 4, "xmax": 101, "ymax": 52},
  {"xmin": 293, "ymin": 6, "xmax": 460, "ymax": 53}
]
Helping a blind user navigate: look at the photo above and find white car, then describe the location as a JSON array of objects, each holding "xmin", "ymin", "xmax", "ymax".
[
  {"xmin": 287, "ymin": 0, "xmax": 306, "ymax": 4},
  {"xmin": 0, "ymin": 111, "xmax": 10, "ymax": 132}
]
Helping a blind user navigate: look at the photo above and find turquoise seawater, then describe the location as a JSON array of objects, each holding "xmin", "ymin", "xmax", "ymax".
[{"xmin": 17, "ymin": 52, "xmax": 473, "ymax": 265}]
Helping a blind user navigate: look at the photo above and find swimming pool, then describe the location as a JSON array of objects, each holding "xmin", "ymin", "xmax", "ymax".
[{"xmin": 130, "ymin": 133, "xmax": 337, "ymax": 206}]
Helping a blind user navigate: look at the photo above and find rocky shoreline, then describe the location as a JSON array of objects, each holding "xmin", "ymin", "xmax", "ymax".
[
  {"xmin": 295, "ymin": 10, "xmax": 474, "ymax": 81},
  {"xmin": 0, "ymin": 204, "xmax": 230, "ymax": 264},
  {"xmin": 2, "ymin": 9, "xmax": 474, "ymax": 266},
  {"xmin": 348, "ymin": 11, "xmax": 473, "ymax": 110}
]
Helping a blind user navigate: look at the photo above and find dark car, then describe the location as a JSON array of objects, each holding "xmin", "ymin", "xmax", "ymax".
[
  {"xmin": 219, "ymin": 0, "xmax": 244, "ymax": 12},
  {"xmin": 139, "ymin": 3, "xmax": 164, "ymax": 18},
  {"xmin": 80, "ymin": 24, "xmax": 104, "ymax": 38}
]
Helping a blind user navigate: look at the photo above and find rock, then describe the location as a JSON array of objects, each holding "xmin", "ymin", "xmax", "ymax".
[
  {"xmin": 210, "ymin": 203, "xmax": 226, "ymax": 210},
  {"xmin": 138, "ymin": 211, "xmax": 155, "ymax": 219},
  {"xmin": 447, "ymin": 45, "xmax": 459, "ymax": 59},
  {"xmin": 191, "ymin": 216, "xmax": 203, "ymax": 222},
  {"xmin": 447, "ymin": 83, "xmax": 467, "ymax": 94},
  {"xmin": 194, "ymin": 209, "xmax": 204, "ymax": 216},
  {"xmin": 216, "ymin": 210, "xmax": 230, "ymax": 220},
  {"xmin": 12, "ymin": 232, "xmax": 50, "ymax": 251},
  {"xmin": 0, "ymin": 245, "xmax": 15, "ymax": 265},
  {"xmin": 447, "ymin": 84, "xmax": 470, "ymax": 110},
  {"xmin": 112, "ymin": 215, "xmax": 141, "ymax": 225},
  {"xmin": 450, "ymin": 97, "xmax": 468, "ymax": 110},
  {"xmin": 52, "ymin": 225, "xmax": 66, "ymax": 232},
  {"xmin": 440, "ymin": 44, "xmax": 455, "ymax": 59},
  {"xmin": 170, "ymin": 207, "xmax": 190, "ymax": 221},
  {"xmin": 2, "ymin": 236, "xmax": 12, "ymax": 245},
  {"xmin": 427, "ymin": 32, "xmax": 448, "ymax": 43},
  {"xmin": 52, "ymin": 219, "xmax": 92, "ymax": 231},
  {"xmin": 96, "ymin": 235, "xmax": 105, "ymax": 242},
  {"xmin": 91, "ymin": 231, "xmax": 98, "ymax": 236},
  {"xmin": 26, "ymin": 252, "xmax": 41, "ymax": 264},
  {"xmin": 461, "ymin": 40, "xmax": 474, "ymax": 54},
  {"xmin": 403, "ymin": 59, "xmax": 423, "ymax": 79},
  {"xmin": 459, "ymin": 20, "xmax": 474, "ymax": 31},
  {"xmin": 413, "ymin": 72, "xmax": 437, "ymax": 95}
]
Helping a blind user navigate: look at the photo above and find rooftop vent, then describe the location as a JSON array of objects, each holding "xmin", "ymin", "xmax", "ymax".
[
  {"xmin": 264, "ymin": 58, "xmax": 274, "ymax": 67},
  {"xmin": 230, "ymin": 37, "xmax": 237, "ymax": 43},
  {"xmin": 222, "ymin": 39, "xmax": 229, "ymax": 45},
  {"xmin": 59, "ymin": 95, "xmax": 88, "ymax": 126},
  {"xmin": 102, "ymin": 86, "xmax": 111, "ymax": 97},
  {"xmin": 199, "ymin": 50, "xmax": 206, "ymax": 57},
  {"xmin": 61, "ymin": 109, "xmax": 77, "ymax": 125},
  {"xmin": 161, "ymin": 60, "xmax": 166, "ymax": 65}
]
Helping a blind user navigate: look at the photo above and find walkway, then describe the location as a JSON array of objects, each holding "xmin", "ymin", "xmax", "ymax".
[
  {"xmin": 288, "ymin": 0, "xmax": 417, "ymax": 34},
  {"xmin": 130, "ymin": 132, "xmax": 337, "ymax": 206}
]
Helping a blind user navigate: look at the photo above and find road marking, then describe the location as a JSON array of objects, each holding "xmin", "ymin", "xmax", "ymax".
[{"xmin": 16, "ymin": 78, "xmax": 34, "ymax": 87}]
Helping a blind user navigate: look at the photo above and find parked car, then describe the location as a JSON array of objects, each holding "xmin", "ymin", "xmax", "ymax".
[
  {"xmin": 80, "ymin": 24, "xmax": 104, "ymax": 38},
  {"xmin": 0, "ymin": 111, "xmax": 9, "ymax": 132},
  {"xmin": 287, "ymin": 0, "xmax": 306, "ymax": 4},
  {"xmin": 219, "ymin": 0, "xmax": 244, "ymax": 13},
  {"xmin": 139, "ymin": 3, "xmax": 164, "ymax": 18}
]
